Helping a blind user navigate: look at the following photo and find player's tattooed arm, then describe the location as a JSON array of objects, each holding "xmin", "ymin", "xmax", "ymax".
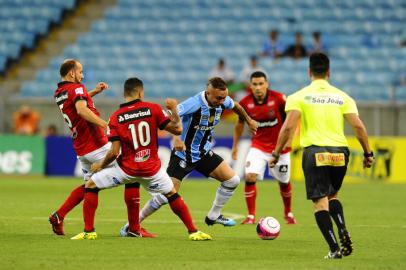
[
  {"xmin": 232, "ymin": 102, "xmax": 258, "ymax": 134},
  {"xmin": 88, "ymin": 82, "xmax": 109, "ymax": 97},
  {"xmin": 164, "ymin": 98, "xmax": 182, "ymax": 135},
  {"xmin": 91, "ymin": 141, "xmax": 120, "ymax": 173},
  {"xmin": 172, "ymin": 136, "xmax": 186, "ymax": 151},
  {"xmin": 231, "ymin": 119, "xmax": 244, "ymax": 160}
]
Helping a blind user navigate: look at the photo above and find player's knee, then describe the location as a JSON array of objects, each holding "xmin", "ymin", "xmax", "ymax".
[
  {"xmin": 85, "ymin": 179, "xmax": 97, "ymax": 189},
  {"xmin": 222, "ymin": 174, "xmax": 240, "ymax": 189},
  {"xmin": 245, "ymin": 173, "xmax": 257, "ymax": 182}
]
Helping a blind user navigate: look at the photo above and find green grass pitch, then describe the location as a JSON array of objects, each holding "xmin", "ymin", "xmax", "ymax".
[{"xmin": 0, "ymin": 176, "xmax": 405, "ymax": 270}]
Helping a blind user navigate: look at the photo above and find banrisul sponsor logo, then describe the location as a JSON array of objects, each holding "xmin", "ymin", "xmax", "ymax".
[
  {"xmin": 118, "ymin": 108, "xmax": 151, "ymax": 123},
  {"xmin": 305, "ymin": 95, "xmax": 344, "ymax": 105}
]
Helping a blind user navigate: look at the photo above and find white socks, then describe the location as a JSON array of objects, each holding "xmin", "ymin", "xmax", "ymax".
[
  {"xmin": 207, "ymin": 175, "xmax": 240, "ymax": 220},
  {"xmin": 139, "ymin": 193, "xmax": 168, "ymax": 222}
]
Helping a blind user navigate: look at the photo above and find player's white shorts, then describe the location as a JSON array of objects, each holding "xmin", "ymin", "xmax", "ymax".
[
  {"xmin": 91, "ymin": 164, "xmax": 174, "ymax": 195},
  {"xmin": 77, "ymin": 142, "xmax": 113, "ymax": 180},
  {"xmin": 245, "ymin": 147, "xmax": 290, "ymax": 183}
]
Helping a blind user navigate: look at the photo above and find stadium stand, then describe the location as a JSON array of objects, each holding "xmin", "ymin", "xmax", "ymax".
[
  {"xmin": 13, "ymin": 0, "xmax": 406, "ymax": 101},
  {"xmin": 0, "ymin": 0, "xmax": 76, "ymax": 71}
]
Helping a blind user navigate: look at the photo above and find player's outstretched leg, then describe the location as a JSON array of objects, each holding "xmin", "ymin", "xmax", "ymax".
[
  {"xmin": 167, "ymin": 193, "xmax": 212, "ymax": 241},
  {"xmin": 279, "ymin": 182, "xmax": 296, "ymax": 224},
  {"xmin": 205, "ymin": 174, "xmax": 240, "ymax": 226},
  {"xmin": 71, "ymin": 187, "xmax": 99, "ymax": 240},
  {"xmin": 329, "ymin": 199, "xmax": 353, "ymax": 256},
  {"xmin": 49, "ymin": 184, "xmax": 85, "ymax": 235}
]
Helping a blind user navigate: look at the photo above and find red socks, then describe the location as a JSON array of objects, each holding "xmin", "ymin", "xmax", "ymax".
[
  {"xmin": 83, "ymin": 189, "xmax": 99, "ymax": 232},
  {"xmin": 56, "ymin": 184, "xmax": 85, "ymax": 219},
  {"xmin": 124, "ymin": 184, "xmax": 140, "ymax": 232},
  {"xmin": 168, "ymin": 193, "xmax": 197, "ymax": 233},
  {"xmin": 244, "ymin": 182, "xmax": 257, "ymax": 216},
  {"xmin": 279, "ymin": 182, "xmax": 292, "ymax": 216}
]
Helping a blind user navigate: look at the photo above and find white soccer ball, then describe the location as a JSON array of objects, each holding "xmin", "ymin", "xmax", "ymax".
[{"xmin": 256, "ymin": 216, "xmax": 280, "ymax": 240}]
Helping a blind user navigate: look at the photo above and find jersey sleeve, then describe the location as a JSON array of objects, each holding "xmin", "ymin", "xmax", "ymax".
[
  {"xmin": 223, "ymin": 96, "xmax": 235, "ymax": 109},
  {"xmin": 285, "ymin": 93, "xmax": 302, "ymax": 113},
  {"xmin": 155, "ymin": 104, "xmax": 171, "ymax": 130},
  {"xmin": 70, "ymin": 84, "xmax": 88, "ymax": 104},
  {"xmin": 277, "ymin": 93, "xmax": 287, "ymax": 120},
  {"xmin": 107, "ymin": 114, "xmax": 120, "ymax": 142},
  {"xmin": 342, "ymin": 95, "xmax": 358, "ymax": 115},
  {"xmin": 177, "ymin": 96, "xmax": 200, "ymax": 117},
  {"xmin": 237, "ymin": 97, "xmax": 248, "ymax": 121}
]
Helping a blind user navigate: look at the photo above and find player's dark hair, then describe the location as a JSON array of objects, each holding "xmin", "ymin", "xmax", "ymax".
[
  {"xmin": 60, "ymin": 59, "xmax": 77, "ymax": 77},
  {"xmin": 124, "ymin": 77, "xmax": 143, "ymax": 96},
  {"xmin": 309, "ymin": 52, "xmax": 329, "ymax": 77},
  {"xmin": 250, "ymin": 71, "xmax": 267, "ymax": 81},
  {"xmin": 207, "ymin": 77, "xmax": 227, "ymax": 90}
]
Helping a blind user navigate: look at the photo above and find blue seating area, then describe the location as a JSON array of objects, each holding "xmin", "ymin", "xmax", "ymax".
[
  {"xmin": 19, "ymin": 0, "xmax": 406, "ymax": 101},
  {"xmin": 0, "ymin": 0, "xmax": 76, "ymax": 71}
]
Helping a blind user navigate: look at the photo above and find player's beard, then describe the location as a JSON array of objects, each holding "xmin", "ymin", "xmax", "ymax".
[{"xmin": 74, "ymin": 75, "xmax": 82, "ymax": 84}]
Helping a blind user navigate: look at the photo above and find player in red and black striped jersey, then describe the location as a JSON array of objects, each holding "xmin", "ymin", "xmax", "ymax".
[
  {"xmin": 232, "ymin": 71, "xmax": 296, "ymax": 225},
  {"xmin": 49, "ymin": 60, "xmax": 154, "ymax": 238}
]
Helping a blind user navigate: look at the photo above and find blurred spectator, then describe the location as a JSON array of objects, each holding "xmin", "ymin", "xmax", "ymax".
[
  {"xmin": 309, "ymin": 31, "xmax": 328, "ymax": 54},
  {"xmin": 13, "ymin": 105, "xmax": 40, "ymax": 135},
  {"xmin": 283, "ymin": 32, "xmax": 307, "ymax": 59},
  {"xmin": 401, "ymin": 32, "xmax": 406, "ymax": 47},
  {"xmin": 402, "ymin": 72, "xmax": 406, "ymax": 85},
  {"xmin": 45, "ymin": 124, "xmax": 58, "ymax": 137},
  {"xmin": 239, "ymin": 55, "xmax": 265, "ymax": 87},
  {"xmin": 209, "ymin": 58, "xmax": 235, "ymax": 84},
  {"xmin": 261, "ymin": 29, "xmax": 284, "ymax": 58}
]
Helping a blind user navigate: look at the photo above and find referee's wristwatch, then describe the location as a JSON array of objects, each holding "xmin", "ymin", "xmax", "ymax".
[{"xmin": 364, "ymin": 151, "xmax": 374, "ymax": 158}]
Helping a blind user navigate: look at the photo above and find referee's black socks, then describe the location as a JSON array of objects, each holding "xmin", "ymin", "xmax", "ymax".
[
  {"xmin": 315, "ymin": 210, "xmax": 340, "ymax": 252},
  {"xmin": 329, "ymin": 199, "xmax": 347, "ymax": 237}
]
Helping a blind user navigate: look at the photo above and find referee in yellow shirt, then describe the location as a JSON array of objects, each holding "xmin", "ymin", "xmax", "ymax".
[{"xmin": 269, "ymin": 53, "xmax": 374, "ymax": 259}]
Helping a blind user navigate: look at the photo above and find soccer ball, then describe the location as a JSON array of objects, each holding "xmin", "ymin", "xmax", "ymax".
[{"xmin": 256, "ymin": 216, "xmax": 280, "ymax": 240}]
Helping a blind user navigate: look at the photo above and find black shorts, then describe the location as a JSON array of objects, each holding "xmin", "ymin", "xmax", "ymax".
[
  {"xmin": 166, "ymin": 150, "xmax": 224, "ymax": 180},
  {"xmin": 302, "ymin": 145, "xmax": 350, "ymax": 200}
]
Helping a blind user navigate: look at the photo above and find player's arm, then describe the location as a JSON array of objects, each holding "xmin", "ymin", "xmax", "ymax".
[
  {"xmin": 91, "ymin": 140, "xmax": 121, "ymax": 173},
  {"xmin": 88, "ymin": 82, "xmax": 109, "ymax": 97},
  {"xmin": 231, "ymin": 118, "xmax": 245, "ymax": 160},
  {"xmin": 75, "ymin": 100, "xmax": 108, "ymax": 128},
  {"xmin": 163, "ymin": 98, "xmax": 182, "ymax": 135},
  {"xmin": 232, "ymin": 102, "xmax": 258, "ymax": 134},
  {"xmin": 269, "ymin": 110, "xmax": 301, "ymax": 167},
  {"xmin": 344, "ymin": 113, "xmax": 374, "ymax": 168}
]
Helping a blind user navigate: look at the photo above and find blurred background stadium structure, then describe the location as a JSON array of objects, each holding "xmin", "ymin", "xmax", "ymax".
[{"xmin": 0, "ymin": 0, "xmax": 405, "ymax": 135}]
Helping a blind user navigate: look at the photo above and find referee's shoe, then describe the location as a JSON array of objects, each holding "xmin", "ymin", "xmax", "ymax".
[
  {"xmin": 340, "ymin": 230, "xmax": 353, "ymax": 256},
  {"xmin": 324, "ymin": 250, "xmax": 342, "ymax": 259}
]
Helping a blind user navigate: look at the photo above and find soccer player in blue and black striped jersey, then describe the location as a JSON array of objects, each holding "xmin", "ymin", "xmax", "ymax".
[{"xmin": 119, "ymin": 77, "xmax": 258, "ymax": 235}]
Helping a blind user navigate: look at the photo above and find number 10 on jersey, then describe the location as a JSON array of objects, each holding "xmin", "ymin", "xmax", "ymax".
[{"xmin": 128, "ymin": 121, "xmax": 151, "ymax": 150}]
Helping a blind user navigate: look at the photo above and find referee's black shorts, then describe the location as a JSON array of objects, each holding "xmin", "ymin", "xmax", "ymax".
[{"xmin": 302, "ymin": 145, "xmax": 350, "ymax": 200}]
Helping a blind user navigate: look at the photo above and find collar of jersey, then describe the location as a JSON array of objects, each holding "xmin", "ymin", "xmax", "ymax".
[
  {"xmin": 253, "ymin": 90, "xmax": 269, "ymax": 105},
  {"xmin": 201, "ymin": 91, "xmax": 213, "ymax": 108},
  {"xmin": 310, "ymin": 79, "xmax": 330, "ymax": 87},
  {"xmin": 120, "ymin": 99, "xmax": 141, "ymax": 107},
  {"xmin": 58, "ymin": 81, "xmax": 75, "ymax": 87}
]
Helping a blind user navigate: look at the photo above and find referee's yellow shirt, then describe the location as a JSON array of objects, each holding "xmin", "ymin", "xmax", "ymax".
[{"xmin": 285, "ymin": 79, "xmax": 358, "ymax": 147}]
